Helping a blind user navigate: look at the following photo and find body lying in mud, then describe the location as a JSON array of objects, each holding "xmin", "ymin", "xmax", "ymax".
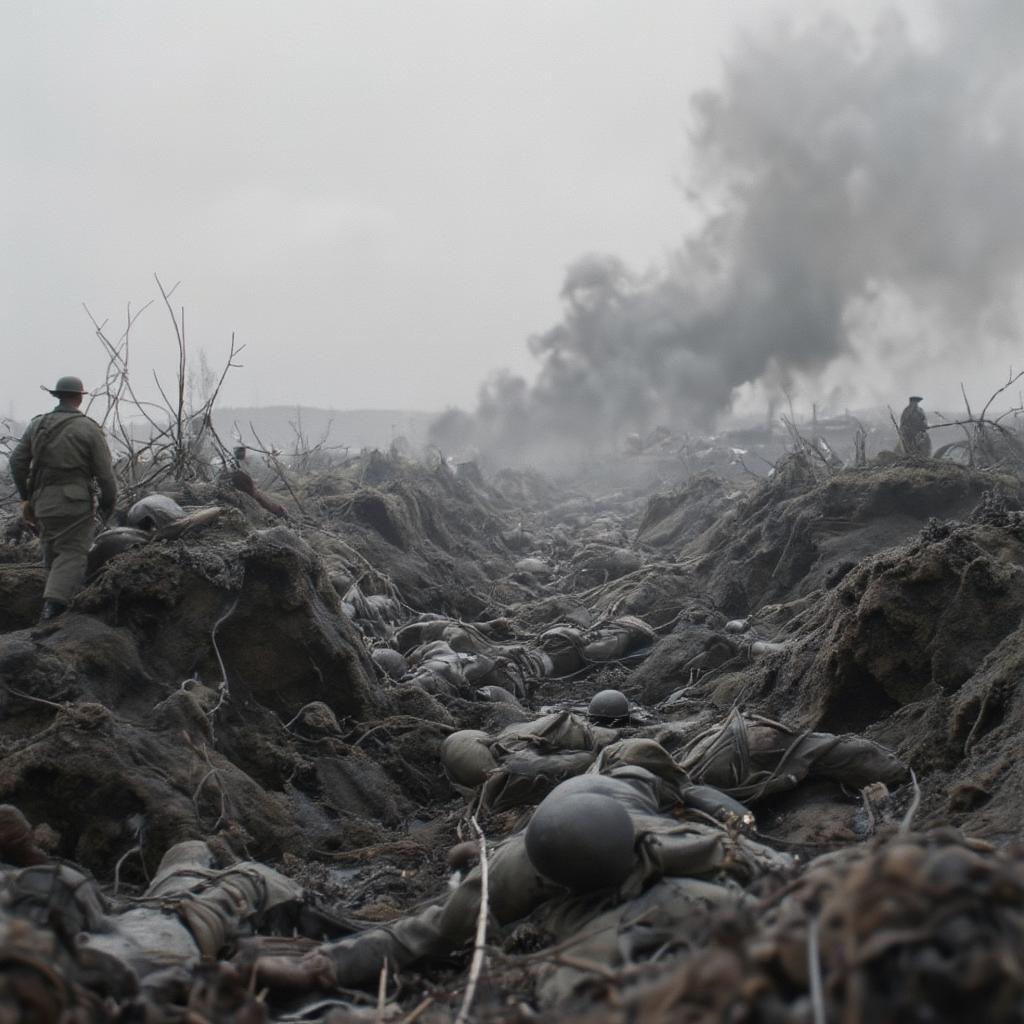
[
  {"xmin": 0, "ymin": 709, "xmax": 909, "ymax": 1017},
  {"xmin": 2, "ymin": 453, "xmax": 1024, "ymax": 1020},
  {"xmin": 253, "ymin": 768, "xmax": 792, "ymax": 1001}
]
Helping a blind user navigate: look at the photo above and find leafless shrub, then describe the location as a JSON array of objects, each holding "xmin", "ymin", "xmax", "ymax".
[
  {"xmin": 0, "ymin": 418, "xmax": 18, "ymax": 511},
  {"xmin": 781, "ymin": 415, "xmax": 843, "ymax": 476},
  {"xmin": 83, "ymin": 274, "xmax": 244, "ymax": 499},
  {"xmin": 241, "ymin": 423, "xmax": 306, "ymax": 514},
  {"xmin": 287, "ymin": 407, "xmax": 349, "ymax": 474},
  {"xmin": 928, "ymin": 369, "xmax": 1024, "ymax": 470}
]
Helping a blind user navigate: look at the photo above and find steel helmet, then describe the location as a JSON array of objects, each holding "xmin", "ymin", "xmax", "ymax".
[
  {"xmin": 525, "ymin": 783, "xmax": 635, "ymax": 890},
  {"xmin": 588, "ymin": 688, "xmax": 630, "ymax": 724},
  {"xmin": 127, "ymin": 494, "xmax": 185, "ymax": 532},
  {"xmin": 85, "ymin": 527, "xmax": 150, "ymax": 578},
  {"xmin": 45, "ymin": 376, "xmax": 86, "ymax": 396}
]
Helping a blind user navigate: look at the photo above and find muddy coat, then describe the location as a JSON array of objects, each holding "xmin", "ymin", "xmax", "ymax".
[
  {"xmin": 277, "ymin": 768, "xmax": 790, "ymax": 991},
  {"xmin": 9, "ymin": 407, "xmax": 117, "ymax": 602}
]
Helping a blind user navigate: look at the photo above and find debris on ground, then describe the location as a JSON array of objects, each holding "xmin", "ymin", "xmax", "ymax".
[{"xmin": 2, "ymin": 447, "xmax": 1024, "ymax": 1020}]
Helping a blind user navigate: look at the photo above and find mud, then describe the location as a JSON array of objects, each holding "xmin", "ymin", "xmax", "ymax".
[{"xmin": 0, "ymin": 449, "xmax": 1023, "ymax": 1021}]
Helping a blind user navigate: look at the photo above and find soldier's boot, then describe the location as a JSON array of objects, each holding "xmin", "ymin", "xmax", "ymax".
[{"xmin": 39, "ymin": 599, "xmax": 67, "ymax": 622}]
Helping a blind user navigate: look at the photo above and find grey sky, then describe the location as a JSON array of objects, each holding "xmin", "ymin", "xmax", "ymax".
[
  {"xmin": 0, "ymin": 1, "xmax": 812, "ymax": 420},
  {"xmin": 8, "ymin": 0, "xmax": 995, "ymax": 430}
]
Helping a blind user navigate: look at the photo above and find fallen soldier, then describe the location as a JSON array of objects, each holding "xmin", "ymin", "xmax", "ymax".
[
  {"xmin": 0, "ymin": 806, "xmax": 303, "ymax": 1002},
  {"xmin": 86, "ymin": 494, "xmax": 225, "ymax": 578},
  {"xmin": 254, "ymin": 767, "xmax": 793, "ymax": 994},
  {"xmin": 0, "ymin": 805, "xmax": 376, "ymax": 1018},
  {"xmin": 441, "ymin": 710, "xmax": 620, "ymax": 804},
  {"xmin": 376, "ymin": 615, "xmax": 656, "ymax": 700},
  {"xmin": 673, "ymin": 707, "xmax": 909, "ymax": 800},
  {"xmin": 440, "ymin": 706, "xmax": 907, "ymax": 819}
]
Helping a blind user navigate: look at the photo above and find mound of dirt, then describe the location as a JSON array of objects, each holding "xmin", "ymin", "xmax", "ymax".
[
  {"xmin": 633, "ymin": 492, "xmax": 1024, "ymax": 844},
  {"xmin": 0, "ymin": 506, "xmax": 457, "ymax": 880},
  {"xmin": 76, "ymin": 517, "xmax": 379, "ymax": 721},
  {"xmin": 0, "ymin": 698, "xmax": 297, "ymax": 876},
  {"xmin": 683, "ymin": 457, "xmax": 1024, "ymax": 616},
  {"xmin": 0, "ymin": 564, "xmax": 46, "ymax": 631},
  {"xmin": 5, "ymin": 447, "xmax": 1024, "ymax": 1020},
  {"xmin": 718, "ymin": 517, "xmax": 1024, "ymax": 734},
  {"xmin": 636, "ymin": 473, "xmax": 745, "ymax": 550},
  {"xmin": 562, "ymin": 829, "xmax": 1024, "ymax": 1024},
  {"xmin": 300, "ymin": 453, "xmax": 509, "ymax": 616},
  {"xmin": 932, "ymin": 619, "xmax": 1024, "ymax": 839}
]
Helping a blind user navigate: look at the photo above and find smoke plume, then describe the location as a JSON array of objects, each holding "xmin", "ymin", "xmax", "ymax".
[{"xmin": 432, "ymin": 1, "xmax": 1024, "ymax": 467}]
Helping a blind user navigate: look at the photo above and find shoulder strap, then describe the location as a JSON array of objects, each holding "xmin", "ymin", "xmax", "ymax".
[{"xmin": 27, "ymin": 413, "xmax": 84, "ymax": 490}]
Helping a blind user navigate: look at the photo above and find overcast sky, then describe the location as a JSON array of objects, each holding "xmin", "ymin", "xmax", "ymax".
[
  {"xmin": 21, "ymin": 0, "xmax": 1019, "ymax": 435},
  {"xmin": 2, "ymin": 1, "xmax": 867, "ymax": 421}
]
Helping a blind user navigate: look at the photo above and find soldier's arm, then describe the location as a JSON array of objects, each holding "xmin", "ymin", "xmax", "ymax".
[
  {"xmin": 8, "ymin": 423, "xmax": 35, "ymax": 499},
  {"xmin": 89, "ymin": 424, "xmax": 118, "ymax": 516}
]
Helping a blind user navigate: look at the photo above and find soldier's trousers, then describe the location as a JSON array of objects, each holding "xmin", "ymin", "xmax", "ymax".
[{"xmin": 38, "ymin": 511, "xmax": 95, "ymax": 603}]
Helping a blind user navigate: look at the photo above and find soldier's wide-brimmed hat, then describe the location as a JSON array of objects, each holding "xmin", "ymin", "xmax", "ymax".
[
  {"xmin": 41, "ymin": 376, "xmax": 86, "ymax": 396},
  {"xmin": 909, "ymin": 395, "xmax": 924, "ymax": 402}
]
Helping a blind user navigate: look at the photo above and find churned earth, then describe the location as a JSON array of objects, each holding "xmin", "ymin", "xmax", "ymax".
[{"xmin": 0, "ymin": 450, "xmax": 1022, "ymax": 1022}]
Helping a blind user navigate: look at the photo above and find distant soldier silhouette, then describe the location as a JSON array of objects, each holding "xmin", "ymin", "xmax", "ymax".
[{"xmin": 899, "ymin": 395, "xmax": 931, "ymax": 456}]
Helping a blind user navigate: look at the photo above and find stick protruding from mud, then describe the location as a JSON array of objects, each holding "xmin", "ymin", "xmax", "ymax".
[{"xmin": 455, "ymin": 815, "xmax": 490, "ymax": 1024}]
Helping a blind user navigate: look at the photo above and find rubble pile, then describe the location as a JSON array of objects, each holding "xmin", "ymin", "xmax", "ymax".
[{"xmin": 1, "ymin": 448, "xmax": 1024, "ymax": 1020}]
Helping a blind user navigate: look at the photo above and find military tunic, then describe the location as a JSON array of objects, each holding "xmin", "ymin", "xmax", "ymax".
[{"xmin": 8, "ymin": 407, "xmax": 117, "ymax": 603}]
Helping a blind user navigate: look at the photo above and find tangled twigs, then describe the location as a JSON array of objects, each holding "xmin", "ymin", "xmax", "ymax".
[
  {"xmin": 206, "ymin": 598, "xmax": 239, "ymax": 740},
  {"xmin": 84, "ymin": 277, "xmax": 245, "ymax": 496},
  {"xmin": 244, "ymin": 422, "xmax": 306, "ymax": 515},
  {"xmin": 781, "ymin": 415, "xmax": 842, "ymax": 474},
  {"xmin": 929, "ymin": 369, "xmax": 1024, "ymax": 468},
  {"xmin": 191, "ymin": 743, "xmax": 229, "ymax": 832},
  {"xmin": 351, "ymin": 716, "xmax": 456, "ymax": 748},
  {"xmin": 454, "ymin": 816, "xmax": 489, "ymax": 1024}
]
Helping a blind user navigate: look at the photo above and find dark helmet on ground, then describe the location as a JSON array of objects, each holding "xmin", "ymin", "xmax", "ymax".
[
  {"xmin": 525, "ymin": 783, "xmax": 635, "ymax": 891},
  {"xmin": 588, "ymin": 688, "xmax": 629, "ymax": 723},
  {"xmin": 86, "ymin": 526, "xmax": 150, "ymax": 578},
  {"xmin": 44, "ymin": 376, "xmax": 86, "ymax": 397}
]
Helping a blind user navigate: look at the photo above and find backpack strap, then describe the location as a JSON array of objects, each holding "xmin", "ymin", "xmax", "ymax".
[{"xmin": 26, "ymin": 413, "xmax": 83, "ymax": 495}]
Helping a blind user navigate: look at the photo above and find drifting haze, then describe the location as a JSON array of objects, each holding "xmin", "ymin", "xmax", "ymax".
[
  {"xmin": 435, "ymin": 0, "xmax": 1024, "ymax": 466},
  {"xmin": 2, "ymin": 2, "xmax": 770, "ymax": 422}
]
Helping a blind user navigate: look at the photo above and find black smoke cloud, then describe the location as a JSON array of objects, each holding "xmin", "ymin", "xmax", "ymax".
[{"xmin": 432, "ymin": 1, "xmax": 1024, "ymax": 467}]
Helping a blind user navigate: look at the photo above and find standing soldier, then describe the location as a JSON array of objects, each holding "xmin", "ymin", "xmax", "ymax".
[
  {"xmin": 898, "ymin": 395, "xmax": 931, "ymax": 456},
  {"xmin": 8, "ymin": 377, "xmax": 117, "ymax": 621}
]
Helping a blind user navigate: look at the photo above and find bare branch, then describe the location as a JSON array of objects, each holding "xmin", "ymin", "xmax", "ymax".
[
  {"xmin": 979, "ymin": 367, "xmax": 1024, "ymax": 422},
  {"xmin": 85, "ymin": 277, "xmax": 242, "ymax": 496},
  {"xmin": 454, "ymin": 816, "xmax": 490, "ymax": 1024}
]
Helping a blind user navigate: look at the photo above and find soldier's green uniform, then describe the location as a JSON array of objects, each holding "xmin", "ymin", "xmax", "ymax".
[{"xmin": 9, "ymin": 381, "xmax": 117, "ymax": 614}]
